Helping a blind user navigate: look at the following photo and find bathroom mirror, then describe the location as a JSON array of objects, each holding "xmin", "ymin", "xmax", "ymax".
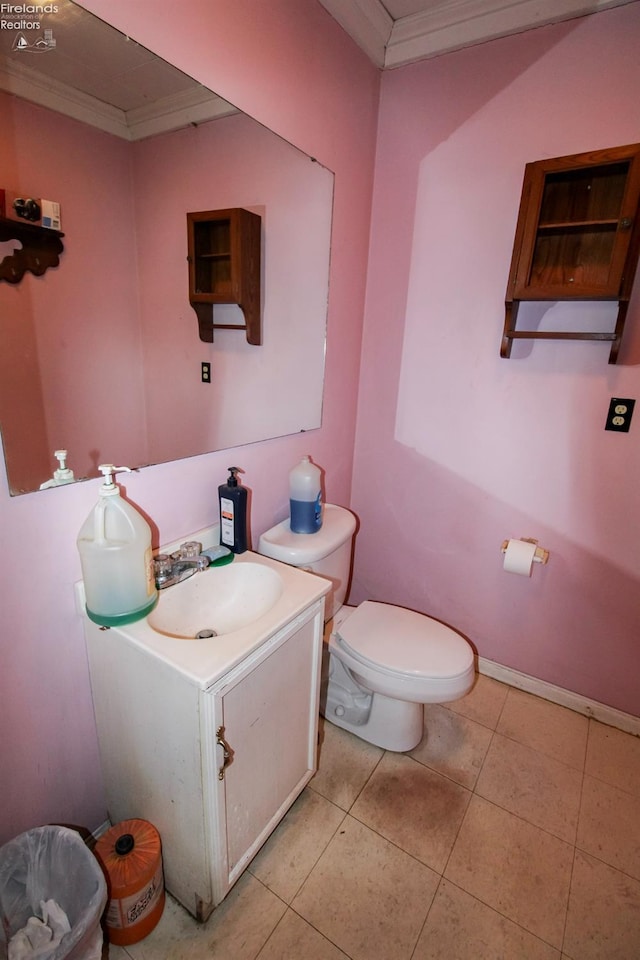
[{"xmin": 0, "ymin": 1, "xmax": 332, "ymax": 495}]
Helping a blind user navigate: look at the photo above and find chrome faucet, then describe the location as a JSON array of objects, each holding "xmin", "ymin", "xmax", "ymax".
[{"xmin": 154, "ymin": 541, "xmax": 210, "ymax": 590}]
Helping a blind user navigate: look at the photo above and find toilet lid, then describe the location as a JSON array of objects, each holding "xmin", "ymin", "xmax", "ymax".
[{"xmin": 335, "ymin": 601, "xmax": 473, "ymax": 678}]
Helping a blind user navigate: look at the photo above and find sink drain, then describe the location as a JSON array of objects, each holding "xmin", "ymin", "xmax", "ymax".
[{"xmin": 195, "ymin": 628, "xmax": 218, "ymax": 639}]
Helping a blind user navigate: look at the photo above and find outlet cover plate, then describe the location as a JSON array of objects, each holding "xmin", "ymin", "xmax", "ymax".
[{"xmin": 605, "ymin": 397, "xmax": 635, "ymax": 432}]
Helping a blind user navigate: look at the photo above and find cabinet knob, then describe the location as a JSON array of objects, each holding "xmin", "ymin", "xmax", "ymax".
[{"xmin": 620, "ymin": 218, "xmax": 633, "ymax": 230}]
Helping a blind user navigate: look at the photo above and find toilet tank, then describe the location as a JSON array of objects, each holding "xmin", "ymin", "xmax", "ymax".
[{"xmin": 258, "ymin": 504, "xmax": 357, "ymax": 619}]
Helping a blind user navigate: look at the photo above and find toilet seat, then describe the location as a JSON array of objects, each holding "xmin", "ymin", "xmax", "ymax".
[{"xmin": 335, "ymin": 600, "xmax": 473, "ymax": 681}]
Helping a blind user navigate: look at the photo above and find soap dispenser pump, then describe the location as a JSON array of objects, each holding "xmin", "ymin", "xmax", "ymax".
[
  {"xmin": 77, "ymin": 465, "xmax": 157, "ymax": 626},
  {"xmin": 218, "ymin": 466, "xmax": 248, "ymax": 554},
  {"xmin": 39, "ymin": 449, "xmax": 76, "ymax": 489}
]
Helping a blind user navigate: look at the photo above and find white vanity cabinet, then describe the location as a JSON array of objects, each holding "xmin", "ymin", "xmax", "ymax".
[{"xmin": 83, "ymin": 555, "xmax": 327, "ymax": 923}]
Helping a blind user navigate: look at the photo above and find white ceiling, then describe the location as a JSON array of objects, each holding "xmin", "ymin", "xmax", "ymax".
[{"xmin": 318, "ymin": 0, "xmax": 637, "ymax": 68}]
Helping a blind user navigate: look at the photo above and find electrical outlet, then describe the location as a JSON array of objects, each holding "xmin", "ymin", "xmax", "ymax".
[
  {"xmin": 201, "ymin": 362, "xmax": 211, "ymax": 384},
  {"xmin": 605, "ymin": 397, "xmax": 635, "ymax": 433}
]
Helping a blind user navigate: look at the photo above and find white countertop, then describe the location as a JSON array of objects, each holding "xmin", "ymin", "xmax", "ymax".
[{"xmin": 79, "ymin": 550, "xmax": 330, "ymax": 689}]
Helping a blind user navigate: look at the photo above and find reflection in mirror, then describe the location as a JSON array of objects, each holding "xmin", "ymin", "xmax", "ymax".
[{"xmin": 0, "ymin": 1, "xmax": 332, "ymax": 494}]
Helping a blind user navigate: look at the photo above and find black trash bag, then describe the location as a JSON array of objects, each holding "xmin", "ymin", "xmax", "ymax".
[{"xmin": 0, "ymin": 827, "xmax": 106, "ymax": 960}]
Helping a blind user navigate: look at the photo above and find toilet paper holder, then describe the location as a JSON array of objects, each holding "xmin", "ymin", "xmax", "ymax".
[{"xmin": 500, "ymin": 537, "xmax": 549, "ymax": 565}]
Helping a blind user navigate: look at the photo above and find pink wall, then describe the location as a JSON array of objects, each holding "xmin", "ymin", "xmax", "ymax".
[
  {"xmin": 0, "ymin": 90, "xmax": 49, "ymax": 488},
  {"xmin": 133, "ymin": 112, "xmax": 332, "ymax": 461},
  {"xmin": 7, "ymin": 0, "xmax": 638, "ymax": 848},
  {"xmin": 352, "ymin": 4, "xmax": 640, "ymax": 715},
  {"xmin": 0, "ymin": 0, "xmax": 379, "ymax": 843},
  {"xmin": 0, "ymin": 93, "xmax": 146, "ymax": 487},
  {"xmin": 1, "ymin": 100, "xmax": 332, "ymax": 492}
]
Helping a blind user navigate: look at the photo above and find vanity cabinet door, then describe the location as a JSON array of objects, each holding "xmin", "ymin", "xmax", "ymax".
[
  {"xmin": 203, "ymin": 605, "xmax": 323, "ymax": 903},
  {"xmin": 85, "ymin": 623, "xmax": 213, "ymax": 920}
]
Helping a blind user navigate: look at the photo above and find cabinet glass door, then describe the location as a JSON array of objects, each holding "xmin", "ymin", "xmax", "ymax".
[
  {"xmin": 192, "ymin": 218, "xmax": 232, "ymax": 297},
  {"xmin": 503, "ymin": 143, "xmax": 640, "ymax": 363},
  {"xmin": 513, "ymin": 150, "xmax": 640, "ymax": 300}
]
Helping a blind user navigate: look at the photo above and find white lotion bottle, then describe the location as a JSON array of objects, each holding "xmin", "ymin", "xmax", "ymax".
[{"xmin": 77, "ymin": 465, "xmax": 157, "ymax": 626}]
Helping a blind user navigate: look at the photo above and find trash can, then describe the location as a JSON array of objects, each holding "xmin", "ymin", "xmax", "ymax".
[{"xmin": 0, "ymin": 826, "xmax": 107, "ymax": 960}]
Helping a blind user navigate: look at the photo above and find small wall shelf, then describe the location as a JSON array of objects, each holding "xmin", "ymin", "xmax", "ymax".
[
  {"xmin": 0, "ymin": 215, "xmax": 64, "ymax": 284},
  {"xmin": 502, "ymin": 143, "xmax": 640, "ymax": 363},
  {"xmin": 187, "ymin": 208, "xmax": 261, "ymax": 345}
]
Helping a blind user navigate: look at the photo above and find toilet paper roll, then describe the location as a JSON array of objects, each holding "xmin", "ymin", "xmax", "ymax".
[{"xmin": 503, "ymin": 538, "xmax": 537, "ymax": 576}]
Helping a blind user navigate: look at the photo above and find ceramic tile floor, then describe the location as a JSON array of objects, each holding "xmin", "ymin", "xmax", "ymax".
[{"xmin": 109, "ymin": 675, "xmax": 640, "ymax": 960}]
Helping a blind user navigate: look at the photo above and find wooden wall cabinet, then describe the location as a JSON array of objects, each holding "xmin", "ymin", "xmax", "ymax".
[
  {"xmin": 502, "ymin": 143, "xmax": 640, "ymax": 363},
  {"xmin": 187, "ymin": 208, "xmax": 261, "ymax": 345},
  {"xmin": 0, "ymin": 215, "xmax": 64, "ymax": 283}
]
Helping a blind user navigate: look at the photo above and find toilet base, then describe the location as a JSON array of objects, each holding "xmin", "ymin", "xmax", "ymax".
[{"xmin": 321, "ymin": 653, "xmax": 424, "ymax": 752}]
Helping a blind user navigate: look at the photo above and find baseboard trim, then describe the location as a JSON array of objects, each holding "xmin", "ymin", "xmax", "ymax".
[
  {"xmin": 477, "ymin": 656, "xmax": 640, "ymax": 737},
  {"xmin": 91, "ymin": 819, "xmax": 111, "ymax": 842}
]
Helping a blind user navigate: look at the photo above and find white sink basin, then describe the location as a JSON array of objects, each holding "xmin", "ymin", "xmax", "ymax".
[{"xmin": 148, "ymin": 562, "xmax": 284, "ymax": 640}]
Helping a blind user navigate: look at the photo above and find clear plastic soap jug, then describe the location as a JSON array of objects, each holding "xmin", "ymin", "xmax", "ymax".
[
  {"xmin": 289, "ymin": 456, "xmax": 322, "ymax": 533},
  {"xmin": 77, "ymin": 465, "xmax": 157, "ymax": 626}
]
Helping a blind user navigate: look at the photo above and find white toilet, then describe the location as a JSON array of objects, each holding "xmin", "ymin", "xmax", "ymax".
[{"xmin": 258, "ymin": 504, "xmax": 475, "ymax": 751}]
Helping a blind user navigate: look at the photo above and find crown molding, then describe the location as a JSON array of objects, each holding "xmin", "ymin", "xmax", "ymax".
[
  {"xmin": 320, "ymin": 0, "xmax": 637, "ymax": 68},
  {"xmin": 124, "ymin": 89, "xmax": 237, "ymax": 141},
  {"xmin": 0, "ymin": 57, "xmax": 236, "ymax": 141},
  {"xmin": 318, "ymin": 0, "xmax": 393, "ymax": 68}
]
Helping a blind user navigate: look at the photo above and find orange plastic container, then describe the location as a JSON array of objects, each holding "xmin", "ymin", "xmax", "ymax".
[{"xmin": 95, "ymin": 819, "xmax": 165, "ymax": 945}]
